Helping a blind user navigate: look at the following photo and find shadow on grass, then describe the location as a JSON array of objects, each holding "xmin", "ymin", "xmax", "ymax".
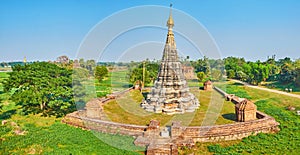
[
  {"xmin": 265, "ymin": 81, "xmax": 300, "ymax": 92},
  {"xmin": 222, "ymin": 113, "xmax": 236, "ymax": 121},
  {"xmin": 122, "ymin": 84, "xmax": 132, "ymax": 88},
  {"xmin": 232, "ymin": 82, "xmax": 244, "ymax": 86},
  {"xmin": 0, "ymin": 109, "xmax": 16, "ymax": 120}
]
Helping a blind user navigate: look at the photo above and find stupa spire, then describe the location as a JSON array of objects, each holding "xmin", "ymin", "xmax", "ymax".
[
  {"xmin": 165, "ymin": 3, "xmax": 176, "ymax": 49},
  {"xmin": 141, "ymin": 4, "xmax": 200, "ymax": 114},
  {"xmin": 167, "ymin": 4, "xmax": 174, "ymax": 29}
]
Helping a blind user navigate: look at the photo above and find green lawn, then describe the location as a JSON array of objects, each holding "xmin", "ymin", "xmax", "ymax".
[{"xmin": 103, "ymin": 88, "xmax": 235, "ymax": 126}]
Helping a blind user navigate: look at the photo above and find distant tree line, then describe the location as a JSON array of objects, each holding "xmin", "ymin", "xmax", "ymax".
[{"xmin": 192, "ymin": 55, "xmax": 300, "ymax": 86}]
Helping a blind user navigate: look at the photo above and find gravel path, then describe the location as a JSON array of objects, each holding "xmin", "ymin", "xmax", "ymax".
[{"xmin": 230, "ymin": 79, "xmax": 300, "ymax": 99}]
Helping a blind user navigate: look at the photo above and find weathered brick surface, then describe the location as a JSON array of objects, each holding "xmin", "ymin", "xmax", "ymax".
[
  {"xmin": 181, "ymin": 111, "xmax": 279, "ymax": 142},
  {"xmin": 63, "ymin": 112, "xmax": 147, "ymax": 136}
]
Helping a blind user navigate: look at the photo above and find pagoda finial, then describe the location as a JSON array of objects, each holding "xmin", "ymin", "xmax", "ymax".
[{"xmin": 167, "ymin": 3, "xmax": 174, "ymax": 29}]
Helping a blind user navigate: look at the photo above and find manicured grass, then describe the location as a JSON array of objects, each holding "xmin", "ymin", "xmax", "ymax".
[{"xmin": 103, "ymin": 88, "xmax": 235, "ymax": 126}]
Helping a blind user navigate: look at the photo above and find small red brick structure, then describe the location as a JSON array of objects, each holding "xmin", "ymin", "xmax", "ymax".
[
  {"xmin": 85, "ymin": 98, "xmax": 103, "ymax": 119},
  {"xmin": 203, "ymin": 80, "xmax": 213, "ymax": 91},
  {"xmin": 235, "ymin": 99, "xmax": 257, "ymax": 122}
]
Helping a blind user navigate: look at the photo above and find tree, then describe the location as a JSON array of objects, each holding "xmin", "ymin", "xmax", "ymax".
[
  {"xmin": 191, "ymin": 56, "xmax": 211, "ymax": 76},
  {"xmin": 79, "ymin": 58, "xmax": 85, "ymax": 68},
  {"xmin": 4, "ymin": 62, "xmax": 76, "ymax": 116},
  {"xmin": 95, "ymin": 66, "xmax": 108, "ymax": 82},
  {"xmin": 196, "ymin": 71, "xmax": 206, "ymax": 82},
  {"xmin": 73, "ymin": 67, "xmax": 89, "ymax": 80},
  {"xmin": 226, "ymin": 69, "xmax": 235, "ymax": 79},
  {"xmin": 211, "ymin": 69, "xmax": 222, "ymax": 81},
  {"xmin": 127, "ymin": 61, "xmax": 159, "ymax": 86},
  {"xmin": 236, "ymin": 71, "xmax": 248, "ymax": 82},
  {"xmin": 86, "ymin": 59, "xmax": 96, "ymax": 74},
  {"xmin": 278, "ymin": 63, "xmax": 295, "ymax": 83}
]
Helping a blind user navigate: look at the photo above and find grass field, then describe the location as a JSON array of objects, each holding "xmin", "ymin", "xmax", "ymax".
[
  {"xmin": 2, "ymin": 70, "xmax": 300, "ymax": 154},
  {"xmin": 0, "ymin": 115, "xmax": 143, "ymax": 154},
  {"xmin": 103, "ymin": 88, "xmax": 235, "ymax": 126},
  {"xmin": 0, "ymin": 71, "xmax": 143, "ymax": 155},
  {"xmin": 181, "ymin": 81, "xmax": 300, "ymax": 154}
]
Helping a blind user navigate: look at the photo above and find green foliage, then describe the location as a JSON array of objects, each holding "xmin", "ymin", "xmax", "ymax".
[
  {"xmin": 196, "ymin": 71, "xmax": 206, "ymax": 82},
  {"xmin": 73, "ymin": 67, "xmax": 89, "ymax": 80},
  {"xmin": 0, "ymin": 122, "xmax": 141, "ymax": 154},
  {"xmin": 127, "ymin": 61, "xmax": 159, "ymax": 86},
  {"xmin": 278, "ymin": 63, "xmax": 296, "ymax": 83},
  {"xmin": 227, "ymin": 69, "xmax": 235, "ymax": 79},
  {"xmin": 211, "ymin": 69, "xmax": 222, "ymax": 81},
  {"xmin": 191, "ymin": 56, "xmax": 211, "ymax": 76},
  {"xmin": 77, "ymin": 58, "xmax": 97, "ymax": 75},
  {"xmin": 95, "ymin": 65, "xmax": 108, "ymax": 82},
  {"xmin": 3, "ymin": 62, "xmax": 76, "ymax": 117},
  {"xmin": 223, "ymin": 84, "xmax": 251, "ymax": 99}
]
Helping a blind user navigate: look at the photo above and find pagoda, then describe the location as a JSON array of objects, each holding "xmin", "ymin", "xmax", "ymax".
[{"xmin": 141, "ymin": 5, "xmax": 200, "ymax": 114}]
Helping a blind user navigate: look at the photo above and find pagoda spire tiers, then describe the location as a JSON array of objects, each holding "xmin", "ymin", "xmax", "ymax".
[
  {"xmin": 165, "ymin": 4, "xmax": 176, "ymax": 49},
  {"xmin": 141, "ymin": 5, "xmax": 200, "ymax": 115}
]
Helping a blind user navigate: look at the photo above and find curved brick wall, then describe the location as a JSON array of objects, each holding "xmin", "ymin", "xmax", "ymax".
[
  {"xmin": 62, "ymin": 86, "xmax": 280, "ymax": 143},
  {"xmin": 183, "ymin": 111, "xmax": 279, "ymax": 142},
  {"xmin": 63, "ymin": 110, "xmax": 279, "ymax": 142},
  {"xmin": 62, "ymin": 112, "xmax": 147, "ymax": 137}
]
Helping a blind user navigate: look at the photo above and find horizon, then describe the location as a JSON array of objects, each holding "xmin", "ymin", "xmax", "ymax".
[{"xmin": 1, "ymin": 0, "xmax": 300, "ymax": 62}]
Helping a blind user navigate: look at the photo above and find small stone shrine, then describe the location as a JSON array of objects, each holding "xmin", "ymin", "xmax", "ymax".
[
  {"xmin": 85, "ymin": 98, "xmax": 103, "ymax": 119},
  {"xmin": 203, "ymin": 80, "xmax": 213, "ymax": 91},
  {"xmin": 141, "ymin": 5, "xmax": 199, "ymax": 114},
  {"xmin": 235, "ymin": 99, "xmax": 257, "ymax": 122}
]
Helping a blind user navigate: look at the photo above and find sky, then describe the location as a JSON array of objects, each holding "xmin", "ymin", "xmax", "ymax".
[{"xmin": 0, "ymin": 0, "xmax": 300, "ymax": 62}]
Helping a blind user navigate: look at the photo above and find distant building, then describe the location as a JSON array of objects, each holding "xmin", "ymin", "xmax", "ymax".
[{"xmin": 182, "ymin": 65, "xmax": 195, "ymax": 79}]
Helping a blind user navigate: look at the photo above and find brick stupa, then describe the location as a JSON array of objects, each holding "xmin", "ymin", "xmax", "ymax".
[{"xmin": 141, "ymin": 6, "xmax": 200, "ymax": 114}]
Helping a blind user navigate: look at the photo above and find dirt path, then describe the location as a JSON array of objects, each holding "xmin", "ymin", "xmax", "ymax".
[{"xmin": 230, "ymin": 79, "xmax": 300, "ymax": 99}]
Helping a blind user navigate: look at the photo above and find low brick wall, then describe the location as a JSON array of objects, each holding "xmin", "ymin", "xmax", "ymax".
[
  {"xmin": 62, "ymin": 111, "xmax": 147, "ymax": 137},
  {"xmin": 182, "ymin": 111, "xmax": 279, "ymax": 142}
]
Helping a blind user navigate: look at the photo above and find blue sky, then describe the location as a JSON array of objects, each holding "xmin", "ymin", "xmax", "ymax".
[{"xmin": 0, "ymin": 0, "xmax": 299, "ymax": 62}]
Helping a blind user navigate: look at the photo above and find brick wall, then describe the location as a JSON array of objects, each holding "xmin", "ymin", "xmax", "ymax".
[
  {"xmin": 182, "ymin": 111, "xmax": 279, "ymax": 142},
  {"xmin": 62, "ymin": 111, "xmax": 147, "ymax": 137}
]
